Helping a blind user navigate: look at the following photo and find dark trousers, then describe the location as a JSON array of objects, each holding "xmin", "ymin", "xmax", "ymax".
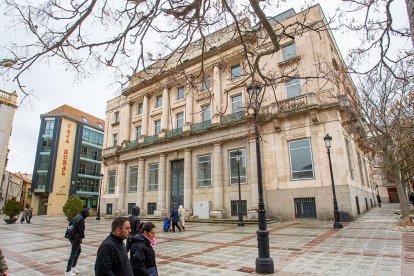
[
  {"xmin": 66, "ymin": 239, "xmax": 81, "ymax": 272},
  {"xmin": 172, "ymin": 222, "xmax": 181, "ymax": 232}
]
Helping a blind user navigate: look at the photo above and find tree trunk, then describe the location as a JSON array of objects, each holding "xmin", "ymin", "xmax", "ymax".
[
  {"xmin": 406, "ymin": 0, "xmax": 414, "ymax": 48},
  {"xmin": 393, "ymin": 166, "xmax": 412, "ymax": 225}
]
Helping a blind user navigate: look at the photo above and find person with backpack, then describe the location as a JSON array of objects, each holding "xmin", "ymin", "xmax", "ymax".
[
  {"xmin": 126, "ymin": 205, "xmax": 141, "ymax": 252},
  {"xmin": 65, "ymin": 208, "xmax": 89, "ymax": 276}
]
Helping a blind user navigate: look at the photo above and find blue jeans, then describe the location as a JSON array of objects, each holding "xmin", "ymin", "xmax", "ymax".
[
  {"xmin": 147, "ymin": 267, "xmax": 158, "ymax": 276},
  {"xmin": 66, "ymin": 239, "xmax": 81, "ymax": 272}
]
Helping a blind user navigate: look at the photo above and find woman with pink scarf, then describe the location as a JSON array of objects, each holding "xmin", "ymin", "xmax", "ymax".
[{"xmin": 129, "ymin": 222, "xmax": 158, "ymax": 276}]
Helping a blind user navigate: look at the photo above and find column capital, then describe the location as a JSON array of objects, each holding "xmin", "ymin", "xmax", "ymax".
[{"xmin": 184, "ymin": 148, "xmax": 192, "ymax": 153}]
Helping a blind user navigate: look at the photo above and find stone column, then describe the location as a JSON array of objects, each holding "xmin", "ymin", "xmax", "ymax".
[
  {"xmin": 184, "ymin": 149, "xmax": 192, "ymax": 212},
  {"xmin": 120, "ymin": 101, "xmax": 131, "ymax": 143},
  {"xmin": 141, "ymin": 94, "xmax": 149, "ymax": 137},
  {"xmin": 212, "ymin": 64, "xmax": 221, "ymax": 125},
  {"xmin": 117, "ymin": 162, "xmax": 127, "ymax": 213},
  {"xmin": 155, "ymin": 154, "xmax": 167, "ymax": 216},
  {"xmin": 248, "ymin": 139, "xmax": 259, "ymax": 219},
  {"xmin": 136, "ymin": 158, "xmax": 145, "ymax": 211},
  {"xmin": 183, "ymin": 82, "xmax": 193, "ymax": 133},
  {"xmin": 211, "ymin": 142, "xmax": 225, "ymax": 218},
  {"xmin": 161, "ymin": 86, "xmax": 170, "ymax": 131}
]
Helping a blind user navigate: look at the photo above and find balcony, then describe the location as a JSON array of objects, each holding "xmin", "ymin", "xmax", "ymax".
[
  {"xmin": 144, "ymin": 134, "xmax": 159, "ymax": 144},
  {"xmin": 165, "ymin": 128, "xmax": 183, "ymax": 138},
  {"xmin": 125, "ymin": 140, "xmax": 140, "ymax": 149},
  {"xmin": 190, "ymin": 120, "xmax": 212, "ymax": 133},
  {"xmin": 220, "ymin": 111, "xmax": 245, "ymax": 125},
  {"xmin": 265, "ymin": 93, "xmax": 319, "ymax": 115},
  {"xmin": 102, "ymin": 146, "xmax": 119, "ymax": 157}
]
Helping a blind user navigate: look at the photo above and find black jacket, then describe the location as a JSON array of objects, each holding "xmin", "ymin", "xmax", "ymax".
[
  {"xmin": 70, "ymin": 208, "xmax": 89, "ymax": 242},
  {"xmin": 170, "ymin": 209, "xmax": 180, "ymax": 223},
  {"xmin": 130, "ymin": 234, "xmax": 157, "ymax": 276},
  {"xmin": 95, "ymin": 233, "xmax": 133, "ymax": 276},
  {"xmin": 128, "ymin": 206, "xmax": 141, "ymax": 236}
]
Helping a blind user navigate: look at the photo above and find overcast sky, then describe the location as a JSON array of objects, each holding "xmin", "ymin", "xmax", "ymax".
[{"xmin": 1, "ymin": 0, "xmax": 410, "ymax": 174}]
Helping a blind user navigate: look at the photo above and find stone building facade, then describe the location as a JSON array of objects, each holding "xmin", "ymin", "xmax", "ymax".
[{"xmin": 101, "ymin": 5, "xmax": 378, "ymax": 221}]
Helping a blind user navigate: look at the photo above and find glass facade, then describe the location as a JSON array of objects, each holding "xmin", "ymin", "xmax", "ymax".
[
  {"xmin": 44, "ymin": 119, "xmax": 55, "ymax": 136},
  {"xmin": 82, "ymin": 128, "xmax": 104, "ymax": 146},
  {"xmin": 36, "ymin": 173, "xmax": 47, "ymax": 190}
]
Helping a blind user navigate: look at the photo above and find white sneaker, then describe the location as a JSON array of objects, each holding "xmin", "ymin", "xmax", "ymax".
[
  {"xmin": 72, "ymin": 267, "xmax": 80, "ymax": 274},
  {"xmin": 65, "ymin": 271, "xmax": 75, "ymax": 276}
]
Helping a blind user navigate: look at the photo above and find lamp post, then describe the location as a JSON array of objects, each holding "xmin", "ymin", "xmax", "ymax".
[
  {"xmin": 235, "ymin": 150, "xmax": 244, "ymax": 227},
  {"xmin": 247, "ymin": 82, "xmax": 274, "ymax": 274},
  {"xmin": 96, "ymin": 173, "xmax": 104, "ymax": 220},
  {"xmin": 324, "ymin": 134, "xmax": 343, "ymax": 229}
]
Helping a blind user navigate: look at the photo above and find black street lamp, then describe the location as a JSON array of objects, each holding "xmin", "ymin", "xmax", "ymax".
[
  {"xmin": 235, "ymin": 150, "xmax": 245, "ymax": 227},
  {"xmin": 247, "ymin": 82, "xmax": 274, "ymax": 274},
  {"xmin": 324, "ymin": 134, "xmax": 343, "ymax": 229},
  {"xmin": 96, "ymin": 173, "xmax": 104, "ymax": 220}
]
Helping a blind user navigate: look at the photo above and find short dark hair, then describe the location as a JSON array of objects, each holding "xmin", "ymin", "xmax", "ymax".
[
  {"xmin": 139, "ymin": 222, "xmax": 156, "ymax": 233},
  {"xmin": 111, "ymin": 217, "xmax": 129, "ymax": 232}
]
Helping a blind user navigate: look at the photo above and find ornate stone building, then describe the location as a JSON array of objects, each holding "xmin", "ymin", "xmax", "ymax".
[{"xmin": 101, "ymin": 5, "xmax": 378, "ymax": 221}]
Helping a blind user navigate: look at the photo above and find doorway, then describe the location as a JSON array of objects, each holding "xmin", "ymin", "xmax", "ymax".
[
  {"xmin": 38, "ymin": 194, "xmax": 48, "ymax": 215},
  {"xmin": 170, "ymin": 160, "xmax": 184, "ymax": 209},
  {"xmin": 388, "ymin": 188, "xmax": 399, "ymax": 203}
]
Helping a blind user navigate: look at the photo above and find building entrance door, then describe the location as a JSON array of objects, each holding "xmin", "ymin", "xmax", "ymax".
[
  {"xmin": 38, "ymin": 194, "xmax": 48, "ymax": 215},
  {"xmin": 170, "ymin": 160, "xmax": 184, "ymax": 209},
  {"xmin": 388, "ymin": 188, "xmax": 399, "ymax": 203}
]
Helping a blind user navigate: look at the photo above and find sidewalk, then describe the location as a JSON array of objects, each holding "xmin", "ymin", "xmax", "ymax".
[{"xmin": 0, "ymin": 203, "xmax": 412, "ymax": 275}]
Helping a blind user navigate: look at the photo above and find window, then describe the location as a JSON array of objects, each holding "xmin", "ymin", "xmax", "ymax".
[
  {"xmin": 176, "ymin": 112, "xmax": 184, "ymax": 129},
  {"xmin": 38, "ymin": 155, "xmax": 50, "ymax": 170},
  {"xmin": 147, "ymin": 203, "xmax": 156, "ymax": 215},
  {"xmin": 231, "ymin": 94, "xmax": 243, "ymax": 114},
  {"xmin": 177, "ymin": 86, "xmax": 185, "ymax": 100},
  {"xmin": 197, "ymin": 155, "xmax": 212, "ymax": 187},
  {"xmin": 201, "ymin": 104, "xmax": 211, "ymax": 122},
  {"xmin": 282, "ymin": 43, "xmax": 296, "ymax": 61},
  {"xmin": 44, "ymin": 119, "xmax": 55, "ymax": 136},
  {"xmin": 286, "ymin": 78, "xmax": 301, "ymax": 98},
  {"xmin": 77, "ymin": 178, "xmax": 99, "ymax": 192},
  {"xmin": 81, "ymin": 116, "xmax": 88, "ymax": 123},
  {"xmin": 154, "ymin": 120, "xmax": 161, "ymax": 135},
  {"xmin": 129, "ymin": 166, "xmax": 138, "ymax": 192},
  {"xmin": 364, "ymin": 161, "xmax": 370, "ymax": 187},
  {"xmin": 114, "ymin": 111, "xmax": 119, "ymax": 123},
  {"xmin": 155, "ymin": 95, "xmax": 162, "ymax": 108},
  {"xmin": 36, "ymin": 173, "xmax": 47, "ymax": 190},
  {"xmin": 230, "ymin": 64, "xmax": 241, "ymax": 80},
  {"xmin": 345, "ymin": 139, "xmax": 355, "ymax": 180},
  {"xmin": 108, "ymin": 170, "xmax": 116, "ymax": 194},
  {"xmin": 135, "ymin": 126, "xmax": 141, "ymax": 140},
  {"xmin": 229, "ymin": 149, "xmax": 246, "ymax": 184},
  {"xmin": 112, "ymin": 134, "xmax": 118, "ymax": 147},
  {"xmin": 288, "ymin": 138, "xmax": 314, "ymax": 180},
  {"xmin": 79, "ymin": 161, "xmax": 101, "ymax": 176},
  {"xmin": 80, "ymin": 146, "xmax": 102, "ymax": 161},
  {"xmin": 82, "ymin": 128, "xmax": 104, "ymax": 146},
  {"xmin": 106, "ymin": 204, "xmax": 113, "ymax": 215},
  {"xmin": 137, "ymin": 103, "xmax": 143, "ymax": 115},
  {"xmin": 294, "ymin": 197, "xmax": 317, "ymax": 218},
  {"xmin": 41, "ymin": 138, "xmax": 52, "ymax": 152},
  {"xmin": 148, "ymin": 164, "xmax": 158, "ymax": 191},
  {"xmin": 231, "ymin": 200, "xmax": 247, "ymax": 216},
  {"xmin": 128, "ymin": 203, "xmax": 135, "ymax": 214},
  {"xmin": 98, "ymin": 123, "xmax": 103, "ymax": 129},
  {"xmin": 201, "ymin": 75, "xmax": 210, "ymax": 91}
]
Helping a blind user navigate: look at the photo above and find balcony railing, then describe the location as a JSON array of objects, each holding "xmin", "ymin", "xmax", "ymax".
[
  {"xmin": 220, "ymin": 111, "xmax": 245, "ymax": 125},
  {"xmin": 165, "ymin": 128, "xmax": 183, "ymax": 138},
  {"xmin": 144, "ymin": 134, "xmax": 159, "ymax": 144},
  {"xmin": 125, "ymin": 140, "xmax": 139, "ymax": 149},
  {"xmin": 190, "ymin": 120, "xmax": 212, "ymax": 132}
]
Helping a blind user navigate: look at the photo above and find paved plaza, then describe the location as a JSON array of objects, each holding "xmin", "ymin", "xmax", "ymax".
[{"xmin": 1, "ymin": 203, "xmax": 413, "ymax": 275}]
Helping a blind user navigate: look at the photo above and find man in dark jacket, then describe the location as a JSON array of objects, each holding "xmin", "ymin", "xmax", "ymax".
[
  {"xmin": 126, "ymin": 205, "xmax": 141, "ymax": 252},
  {"xmin": 410, "ymin": 192, "xmax": 414, "ymax": 207},
  {"xmin": 169, "ymin": 207, "xmax": 182, "ymax": 232},
  {"xmin": 95, "ymin": 217, "xmax": 133, "ymax": 276},
  {"xmin": 65, "ymin": 208, "xmax": 89, "ymax": 276}
]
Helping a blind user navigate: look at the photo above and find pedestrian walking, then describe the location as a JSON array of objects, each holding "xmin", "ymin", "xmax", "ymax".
[
  {"xmin": 169, "ymin": 207, "xmax": 182, "ymax": 232},
  {"xmin": 65, "ymin": 208, "xmax": 89, "ymax": 276},
  {"xmin": 409, "ymin": 192, "xmax": 414, "ymax": 207},
  {"xmin": 130, "ymin": 222, "xmax": 158, "ymax": 276},
  {"xmin": 20, "ymin": 204, "xmax": 29, "ymax": 224},
  {"xmin": 0, "ymin": 248, "xmax": 8, "ymax": 276},
  {"xmin": 95, "ymin": 217, "xmax": 133, "ymax": 276},
  {"xmin": 27, "ymin": 207, "xmax": 33, "ymax": 223},
  {"xmin": 126, "ymin": 205, "xmax": 141, "ymax": 252},
  {"xmin": 178, "ymin": 205, "xmax": 186, "ymax": 231},
  {"xmin": 377, "ymin": 194, "xmax": 382, "ymax": 208}
]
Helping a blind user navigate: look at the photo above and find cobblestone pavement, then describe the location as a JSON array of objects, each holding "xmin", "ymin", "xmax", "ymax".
[{"xmin": 1, "ymin": 203, "xmax": 413, "ymax": 275}]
